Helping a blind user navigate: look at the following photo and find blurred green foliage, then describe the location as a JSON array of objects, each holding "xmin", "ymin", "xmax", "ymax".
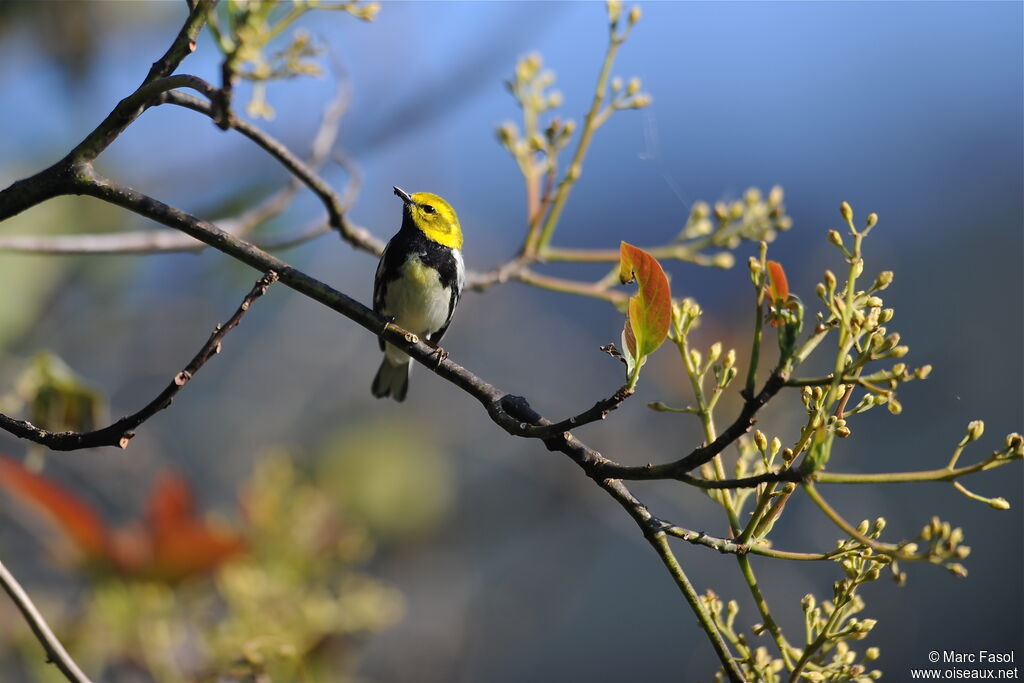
[{"xmin": 2, "ymin": 448, "xmax": 408, "ymax": 682}]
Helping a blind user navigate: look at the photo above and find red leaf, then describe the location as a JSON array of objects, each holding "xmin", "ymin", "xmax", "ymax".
[
  {"xmin": 0, "ymin": 456, "xmax": 108, "ymax": 561},
  {"xmin": 619, "ymin": 242, "xmax": 672, "ymax": 360},
  {"xmin": 148, "ymin": 521, "xmax": 246, "ymax": 582},
  {"xmin": 145, "ymin": 471, "xmax": 195, "ymax": 541},
  {"xmin": 143, "ymin": 471, "xmax": 246, "ymax": 581},
  {"xmin": 766, "ymin": 260, "xmax": 789, "ymax": 303}
]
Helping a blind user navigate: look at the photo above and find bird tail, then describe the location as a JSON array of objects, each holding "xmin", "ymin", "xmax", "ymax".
[{"xmin": 372, "ymin": 356, "xmax": 411, "ymax": 402}]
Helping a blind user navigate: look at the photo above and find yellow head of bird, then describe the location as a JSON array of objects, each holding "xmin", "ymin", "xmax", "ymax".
[{"xmin": 394, "ymin": 186, "xmax": 462, "ymax": 249}]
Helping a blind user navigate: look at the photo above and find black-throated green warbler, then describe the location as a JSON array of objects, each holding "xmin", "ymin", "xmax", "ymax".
[{"xmin": 371, "ymin": 187, "xmax": 465, "ymax": 401}]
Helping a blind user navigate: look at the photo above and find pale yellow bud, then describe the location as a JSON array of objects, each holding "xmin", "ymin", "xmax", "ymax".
[{"xmin": 840, "ymin": 200, "xmax": 853, "ymax": 224}]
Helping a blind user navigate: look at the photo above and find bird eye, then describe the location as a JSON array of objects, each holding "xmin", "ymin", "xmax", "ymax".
[{"xmin": 421, "ymin": 204, "xmax": 437, "ymax": 215}]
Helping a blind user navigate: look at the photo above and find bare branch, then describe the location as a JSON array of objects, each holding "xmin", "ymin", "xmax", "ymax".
[
  {"xmin": 0, "ymin": 558, "xmax": 92, "ymax": 683},
  {"xmin": 158, "ymin": 89, "xmax": 384, "ymax": 255},
  {"xmin": 0, "ymin": 272, "xmax": 278, "ymax": 450},
  {"xmin": 142, "ymin": 0, "xmax": 213, "ymax": 85},
  {"xmin": 503, "ymin": 385, "xmax": 634, "ymax": 439},
  {"xmin": 0, "ymin": 70, "xmax": 354, "ymax": 256},
  {"xmin": 594, "ymin": 370, "xmax": 790, "ymax": 480}
]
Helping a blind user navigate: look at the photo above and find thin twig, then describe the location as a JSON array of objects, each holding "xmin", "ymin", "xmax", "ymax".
[
  {"xmin": 0, "ymin": 68, "xmax": 353, "ymax": 256},
  {"xmin": 159, "ymin": 89, "xmax": 384, "ymax": 255},
  {"xmin": 0, "ymin": 557, "xmax": 92, "ymax": 683},
  {"xmin": 504, "ymin": 385, "xmax": 634, "ymax": 439},
  {"xmin": 0, "ymin": 272, "xmax": 278, "ymax": 450},
  {"xmin": 595, "ymin": 370, "xmax": 790, "ymax": 480}
]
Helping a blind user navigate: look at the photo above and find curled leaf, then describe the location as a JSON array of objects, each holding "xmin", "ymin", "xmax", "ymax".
[
  {"xmin": 619, "ymin": 242, "xmax": 672, "ymax": 368},
  {"xmin": 766, "ymin": 260, "xmax": 789, "ymax": 304}
]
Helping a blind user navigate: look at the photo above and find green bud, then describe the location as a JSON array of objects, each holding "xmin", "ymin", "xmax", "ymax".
[
  {"xmin": 947, "ymin": 563, "xmax": 968, "ymax": 578},
  {"xmin": 745, "ymin": 187, "xmax": 762, "ymax": 205},
  {"xmin": 689, "ymin": 349, "xmax": 702, "ymax": 369},
  {"xmin": 630, "ymin": 94, "xmax": 652, "ymax": 109},
  {"xmin": 857, "ymin": 519, "xmax": 870, "ymax": 535},
  {"xmin": 548, "ymin": 90, "xmax": 564, "ymax": 109},
  {"xmin": 770, "ymin": 437, "xmax": 782, "ymax": 456},
  {"xmin": 801, "ymin": 594, "xmax": 816, "ymax": 610},
  {"xmin": 836, "ymin": 425, "xmax": 852, "ymax": 438},
  {"xmin": 887, "ymin": 397, "xmax": 902, "ymax": 415},
  {"xmin": 891, "ymin": 345, "xmax": 909, "ymax": 358},
  {"xmin": 865, "ymin": 647, "xmax": 881, "ymax": 661},
  {"xmin": 626, "ymin": 77, "xmax": 641, "ymax": 96},
  {"xmin": 606, "ymin": 0, "xmax": 623, "ymax": 25},
  {"xmin": 966, "ymin": 420, "xmax": 984, "ymax": 441},
  {"xmin": 748, "ymin": 257, "xmax": 763, "ymax": 280},
  {"xmin": 824, "ymin": 270, "xmax": 837, "ymax": 291},
  {"xmin": 866, "ymin": 212, "xmax": 878, "ymax": 229},
  {"xmin": 611, "ymin": 76, "xmax": 623, "ymax": 92},
  {"xmin": 711, "ymin": 251, "xmax": 734, "ymax": 269},
  {"xmin": 866, "ymin": 295, "xmax": 883, "ymax": 307},
  {"xmin": 987, "ymin": 497, "xmax": 1010, "ymax": 510},
  {"xmin": 708, "ymin": 342, "xmax": 722, "ymax": 364},
  {"xmin": 768, "ymin": 185, "xmax": 784, "ymax": 207},
  {"xmin": 828, "ymin": 229, "xmax": 844, "ymax": 248},
  {"xmin": 815, "ymin": 282, "xmax": 827, "ymax": 300},
  {"xmin": 873, "ymin": 271, "xmax": 894, "ymax": 290},
  {"xmin": 497, "ymin": 121, "xmax": 518, "ymax": 147},
  {"xmin": 915, "ymin": 364, "xmax": 932, "ymax": 379},
  {"xmin": 725, "ymin": 349, "xmax": 736, "ymax": 367},
  {"xmin": 729, "ymin": 200, "xmax": 744, "ymax": 220},
  {"xmin": 1006, "ymin": 433, "xmax": 1023, "ymax": 450},
  {"xmin": 891, "ymin": 363, "xmax": 906, "ymax": 377},
  {"xmin": 754, "ymin": 430, "xmax": 768, "ymax": 452},
  {"xmin": 714, "ymin": 202, "xmax": 729, "ymax": 221},
  {"xmin": 840, "ymin": 200, "xmax": 854, "ymax": 225},
  {"xmin": 879, "ymin": 308, "xmax": 895, "ymax": 323},
  {"xmin": 628, "ymin": 5, "xmax": 642, "ymax": 25}
]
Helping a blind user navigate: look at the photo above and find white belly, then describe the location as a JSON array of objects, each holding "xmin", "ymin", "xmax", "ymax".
[{"xmin": 383, "ymin": 255, "xmax": 452, "ymax": 339}]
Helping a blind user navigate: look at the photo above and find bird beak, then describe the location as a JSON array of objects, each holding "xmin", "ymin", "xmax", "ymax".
[{"xmin": 393, "ymin": 186, "xmax": 413, "ymax": 205}]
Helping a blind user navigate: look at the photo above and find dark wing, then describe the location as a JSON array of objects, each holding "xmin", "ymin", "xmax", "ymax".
[
  {"xmin": 373, "ymin": 241, "xmax": 393, "ymax": 351},
  {"xmin": 427, "ymin": 248, "xmax": 465, "ymax": 345}
]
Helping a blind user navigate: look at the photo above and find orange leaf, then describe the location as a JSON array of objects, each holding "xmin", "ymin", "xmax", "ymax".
[
  {"xmin": 0, "ymin": 456, "xmax": 107, "ymax": 560},
  {"xmin": 143, "ymin": 471, "xmax": 246, "ymax": 581},
  {"xmin": 766, "ymin": 260, "xmax": 789, "ymax": 303},
  {"xmin": 149, "ymin": 521, "xmax": 246, "ymax": 582},
  {"xmin": 619, "ymin": 242, "xmax": 672, "ymax": 360},
  {"xmin": 145, "ymin": 471, "xmax": 195, "ymax": 541}
]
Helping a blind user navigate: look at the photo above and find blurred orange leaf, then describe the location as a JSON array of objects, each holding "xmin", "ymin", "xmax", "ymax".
[
  {"xmin": 619, "ymin": 242, "xmax": 672, "ymax": 361},
  {"xmin": 0, "ymin": 457, "xmax": 245, "ymax": 581},
  {"xmin": 146, "ymin": 471, "xmax": 195, "ymax": 540},
  {"xmin": 0, "ymin": 456, "xmax": 107, "ymax": 561}
]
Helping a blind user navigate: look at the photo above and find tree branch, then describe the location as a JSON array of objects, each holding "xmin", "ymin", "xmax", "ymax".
[
  {"xmin": 157, "ymin": 89, "xmax": 384, "ymax": 255},
  {"xmin": 0, "ymin": 557, "xmax": 92, "ymax": 683},
  {"xmin": 0, "ymin": 67, "xmax": 353, "ymax": 256},
  {"xmin": 0, "ymin": 271, "xmax": 277, "ymax": 450},
  {"xmin": 594, "ymin": 370, "xmax": 790, "ymax": 480}
]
